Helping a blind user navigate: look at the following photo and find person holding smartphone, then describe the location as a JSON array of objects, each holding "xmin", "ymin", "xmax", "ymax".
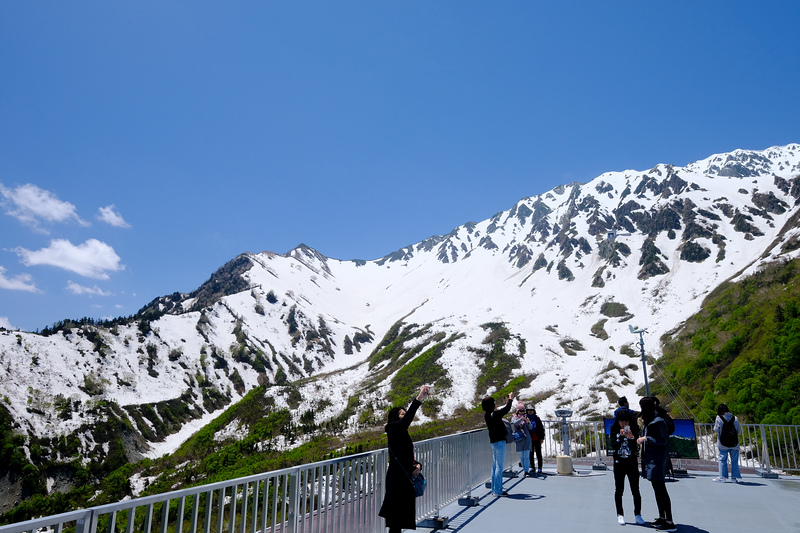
[
  {"xmin": 481, "ymin": 391, "xmax": 514, "ymax": 496},
  {"xmin": 379, "ymin": 385, "xmax": 431, "ymax": 533},
  {"xmin": 610, "ymin": 409, "xmax": 644, "ymax": 526}
]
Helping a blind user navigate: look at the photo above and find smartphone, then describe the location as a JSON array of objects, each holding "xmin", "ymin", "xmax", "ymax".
[{"xmin": 427, "ymin": 385, "xmax": 435, "ymax": 396}]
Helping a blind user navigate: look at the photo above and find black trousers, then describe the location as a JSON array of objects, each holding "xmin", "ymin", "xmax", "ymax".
[
  {"xmin": 528, "ymin": 440, "xmax": 543, "ymax": 470},
  {"xmin": 613, "ymin": 458, "xmax": 641, "ymax": 516},
  {"xmin": 650, "ymin": 480, "xmax": 672, "ymax": 521}
]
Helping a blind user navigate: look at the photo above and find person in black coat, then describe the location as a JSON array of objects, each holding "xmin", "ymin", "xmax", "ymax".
[
  {"xmin": 525, "ymin": 406, "xmax": 545, "ymax": 474},
  {"xmin": 379, "ymin": 385, "xmax": 431, "ymax": 533},
  {"xmin": 637, "ymin": 397, "xmax": 676, "ymax": 532}
]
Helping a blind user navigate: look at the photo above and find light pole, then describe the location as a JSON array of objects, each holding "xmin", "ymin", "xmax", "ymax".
[{"xmin": 629, "ymin": 325, "xmax": 649, "ymax": 397}]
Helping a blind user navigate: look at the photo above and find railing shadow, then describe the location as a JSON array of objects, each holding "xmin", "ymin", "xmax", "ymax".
[{"xmin": 435, "ymin": 477, "xmax": 545, "ymax": 532}]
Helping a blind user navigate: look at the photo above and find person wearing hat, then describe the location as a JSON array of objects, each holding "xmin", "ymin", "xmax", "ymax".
[
  {"xmin": 525, "ymin": 406, "xmax": 545, "ymax": 474},
  {"xmin": 511, "ymin": 402, "xmax": 534, "ymax": 476}
]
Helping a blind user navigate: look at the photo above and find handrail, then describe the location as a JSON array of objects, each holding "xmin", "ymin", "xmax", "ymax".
[{"xmin": 1, "ymin": 421, "xmax": 797, "ymax": 533}]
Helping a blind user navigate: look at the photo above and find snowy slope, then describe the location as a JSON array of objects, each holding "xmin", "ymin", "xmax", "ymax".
[{"xmin": 2, "ymin": 143, "xmax": 800, "ymax": 461}]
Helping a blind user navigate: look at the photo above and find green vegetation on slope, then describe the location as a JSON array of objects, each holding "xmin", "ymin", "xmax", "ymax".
[{"xmin": 653, "ymin": 258, "xmax": 800, "ymax": 424}]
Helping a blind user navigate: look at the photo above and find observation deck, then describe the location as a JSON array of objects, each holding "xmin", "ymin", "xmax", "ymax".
[
  {"xmin": 1, "ymin": 421, "xmax": 797, "ymax": 533},
  {"xmin": 434, "ymin": 464, "xmax": 800, "ymax": 532}
]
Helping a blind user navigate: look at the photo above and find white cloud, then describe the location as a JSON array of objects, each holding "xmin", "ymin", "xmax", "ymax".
[
  {"xmin": 15, "ymin": 239, "xmax": 124, "ymax": 279},
  {"xmin": 97, "ymin": 205, "xmax": 131, "ymax": 228},
  {"xmin": 66, "ymin": 280, "xmax": 113, "ymax": 296},
  {"xmin": 0, "ymin": 183, "xmax": 88, "ymax": 231},
  {"xmin": 0, "ymin": 266, "xmax": 40, "ymax": 292},
  {"xmin": 0, "ymin": 316, "xmax": 17, "ymax": 330}
]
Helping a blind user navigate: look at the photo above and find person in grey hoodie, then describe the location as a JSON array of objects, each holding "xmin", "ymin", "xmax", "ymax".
[{"xmin": 713, "ymin": 403, "xmax": 742, "ymax": 483}]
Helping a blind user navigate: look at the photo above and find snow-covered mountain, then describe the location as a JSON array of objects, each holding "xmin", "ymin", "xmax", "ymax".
[{"xmin": 3, "ymin": 143, "xmax": 800, "ymax": 470}]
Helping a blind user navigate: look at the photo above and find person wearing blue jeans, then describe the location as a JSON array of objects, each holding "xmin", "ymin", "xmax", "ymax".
[
  {"xmin": 511, "ymin": 403, "xmax": 533, "ymax": 475},
  {"xmin": 482, "ymin": 392, "xmax": 514, "ymax": 496},
  {"xmin": 490, "ymin": 440, "xmax": 506, "ymax": 494},
  {"xmin": 713, "ymin": 404, "xmax": 742, "ymax": 483}
]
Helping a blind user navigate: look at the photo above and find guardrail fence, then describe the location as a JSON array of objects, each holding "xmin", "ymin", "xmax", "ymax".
[{"xmin": 1, "ymin": 421, "xmax": 797, "ymax": 533}]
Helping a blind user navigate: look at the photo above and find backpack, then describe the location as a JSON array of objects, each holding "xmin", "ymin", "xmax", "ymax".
[
  {"xmin": 719, "ymin": 416, "xmax": 738, "ymax": 447},
  {"xmin": 502, "ymin": 419, "xmax": 515, "ymax": 444},
  {"xmin": 657, "ymin": 406, "xmax": 675, "ymax": 435}
]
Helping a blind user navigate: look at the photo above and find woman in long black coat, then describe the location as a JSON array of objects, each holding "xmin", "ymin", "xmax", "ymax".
[
  {"xmin": 379, "ymin": 385, "xmax": 430, "ymax": 533},
  {"xmin": 637, "ymin": 397, "xmax": 676, "ymax": 532}
]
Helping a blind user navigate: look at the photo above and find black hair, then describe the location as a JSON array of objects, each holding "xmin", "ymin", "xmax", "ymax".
[
  {"xmin": 618, "ymin": 396, "xmax": 629, "ymax": 407},
  {"xmin": 717, "ymin": 403, "xmax": 730, "ymax": 418},
  {"xmin": 639, "ymin": 397, "xmax": 656, "ymax": 424},
  {"xmin": 481, "ymin": 396, "xmax": 496, "ymax": 413},
  {"xmin": 615, "ymin": 409, "xmax": 631, "ymax": 423},
  {"xmin": 387, "ymin": 406, "xmax": 405, "ymax": 423}
]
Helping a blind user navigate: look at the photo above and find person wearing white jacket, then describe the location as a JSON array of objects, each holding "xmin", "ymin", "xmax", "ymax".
[{"xmin": 713, "ymin": 403, "xmax": 742, "ymax": 483}]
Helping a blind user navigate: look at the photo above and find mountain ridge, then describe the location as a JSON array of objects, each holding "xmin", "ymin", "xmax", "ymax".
[{"xmin": 2, "ymin": 143, "xmax": 800, "ymax": 512}]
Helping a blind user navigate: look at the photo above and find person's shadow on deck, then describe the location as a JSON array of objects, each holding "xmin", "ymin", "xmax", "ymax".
[
  {"xmin": 443, "ymin": 478, "xmax": 544, "ymax": 532},
  {"xmin": 733, "ymin": 480, "xmax": 766, "ymax": 487},
  {"xmin": 672, "ymin": 525, "xmax": 711, "ymax": 533}
]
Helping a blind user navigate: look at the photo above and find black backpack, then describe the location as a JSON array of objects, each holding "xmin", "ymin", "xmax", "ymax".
[
  {"xmin": 719, "ymin": 416, "xmax": 738, "ymax": 447},
  {"xmin": 657, "ymin": 406, "xmax": 675, "ymax": 435}
]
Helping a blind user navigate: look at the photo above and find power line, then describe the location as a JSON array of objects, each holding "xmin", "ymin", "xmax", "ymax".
[{"xmin": 652, "ymin": 364, "xmax": 715, "ymax": 422}]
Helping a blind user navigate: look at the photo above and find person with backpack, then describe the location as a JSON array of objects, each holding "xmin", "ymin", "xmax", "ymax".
[
  {"xmin": 526, "ymin": 406, "xmax": 545, "ymax": 474},
  {"xmin": 637, "ymin": 397, "xmax": 677, "ymax": 532},
  {"xmin": 614, "ymin": 396, "xmax": 631, "ymax": 419},
  {"xmin": 511, "ymin": 402, "xmax": 534, "ymax": 476},
  {"xmin": 482, "ymin": 391, "xmax": 514, "ymax": 496},
  {"xmin": 713, "ymin": 403, "xmax": 742, "ymax": 483},
  {"xmin": 610, "ymin": 409, "xmax": 645, "ymax": 526}
]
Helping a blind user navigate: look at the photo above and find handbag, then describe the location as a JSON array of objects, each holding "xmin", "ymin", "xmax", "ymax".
[
  {"xmin": 412, "ymin": 472, "xmax": 427, "ymax": 497},
  {"xmin": 388, "ymin": 444, "xmax": 427, "ymax": 497}
]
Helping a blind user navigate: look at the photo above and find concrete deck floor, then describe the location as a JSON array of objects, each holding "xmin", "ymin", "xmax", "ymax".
[{"xmin": 421, "ymin": 464, "xmax": 800, "ymax": 532}]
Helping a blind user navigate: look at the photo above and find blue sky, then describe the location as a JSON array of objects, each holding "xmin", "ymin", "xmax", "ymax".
[{"xmin": 1, "ymin": 1, "xmax": 798, "ymax": 332}]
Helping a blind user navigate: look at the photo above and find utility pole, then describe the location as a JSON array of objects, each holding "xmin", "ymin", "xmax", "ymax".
[{"xmin": 629, "ymin": 325, "xmax": 649, "ymax": 397}]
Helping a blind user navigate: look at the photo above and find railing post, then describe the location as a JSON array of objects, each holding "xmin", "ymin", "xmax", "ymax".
[
  {"xmin": 75, "ymin": 510, "xmax": 95, "ymax": 533},
  {"xmin": 286, "ymin": 470, "xmax": 299, "ymax": 533},
  {"xmin": 760, "ymin": 424, "xmax": 772, "ymax": 474},
  {"xmin": 593, "ymin": 423, "xmax": 607, "ymax": 470},
  {"xmin": 376, "ymin": 450, "xmax": 387, "ymax": 533},
  {"xmin": 458, "ymin": 432, "xmax": 479, "ymax": 507}
]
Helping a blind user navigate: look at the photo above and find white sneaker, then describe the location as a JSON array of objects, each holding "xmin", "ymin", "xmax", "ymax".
[
  {"xmin": 635, "ymin": 515, "xmax": 645, "ymax": 525},
  {"xmin": 617, "ymin": 515, "xmax": 625, "ymax": 525},
  {"xmin": 712, "ymin": 477, "xmax": 725, "ymax": 483}
]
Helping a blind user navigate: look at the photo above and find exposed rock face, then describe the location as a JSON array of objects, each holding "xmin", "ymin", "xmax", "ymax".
[{"xmin": 2, "ymin": 143, "xmax": 800, "ymax": 500}]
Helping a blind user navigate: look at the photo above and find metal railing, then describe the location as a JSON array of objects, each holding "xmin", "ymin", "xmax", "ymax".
[
  {"xmin": 532, "ymin": 420, "xmax": 800, "ymax": 475},
  {"xmin": 2, "ymin": 421, "xmax": 797, "ymax": 533},
  {"xmin": 0, "ymin": 429, "xmax": 502, "ymax": 533},
  {"xmin": 693, "ymin": 423, "xmax": 800, "ymax": 473}
]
